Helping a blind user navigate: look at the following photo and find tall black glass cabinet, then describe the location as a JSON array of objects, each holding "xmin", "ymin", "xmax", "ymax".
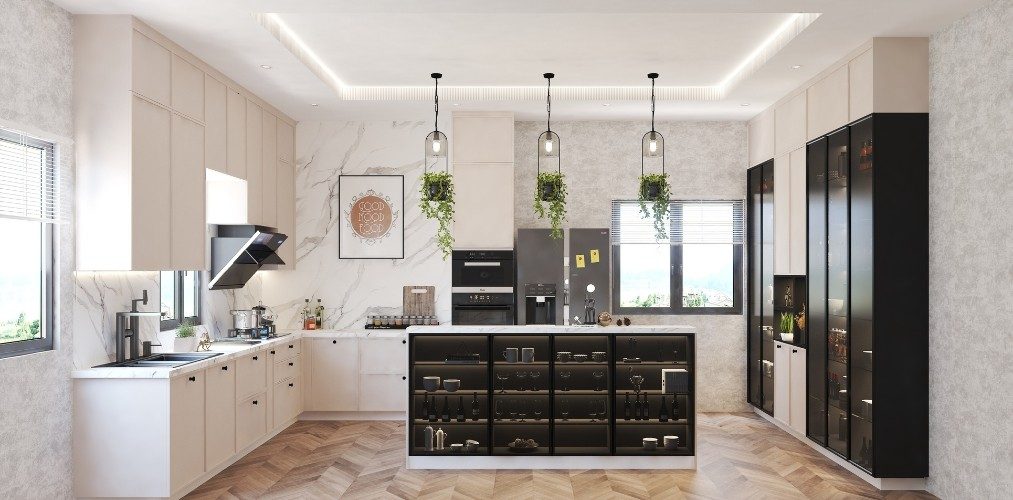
[{"xmin": 746, "ymin": 160, "xmax": 775, "ymax": 414}]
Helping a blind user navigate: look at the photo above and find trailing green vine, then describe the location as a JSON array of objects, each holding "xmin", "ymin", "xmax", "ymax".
[
  {"xmin": 638, "ymin": 173, "xmax": 671, "ymax": 240},
  {"xmin": 419, "ymin": 171, "xmax": 455, "ymax": 259},
  {"xmin": 534, "ymin": 171, "xmax": 567, "ymax": 240}
]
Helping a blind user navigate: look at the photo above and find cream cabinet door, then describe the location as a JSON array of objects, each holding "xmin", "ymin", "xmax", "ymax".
[
  {"xmin": 358, "ymin": 374, "xmax": 407, "ymax": 412},
  {"xmin": 235, "ymin": 392, "xmax": 267, "ymax": 451},
  {"xmin": 359, "ymin": 338, "xmax": 405, "ymax": 375},
  {"xmin": 775, "ymin": 92, "xmax": 806, "ymax": 157},
  {"xmin": 789, "ymin": 346, "xmax": 807, "ymax": 434},
  {"xmin": 452, "ymin": 114, "xmax": 514, "ymax": 163},
  {"xmin": 308, "ymin": 338, "xmax": 359, "ymax": 411},
  {"xmin": 453, "ymin": 163, "xmax": 514, "ymax": 249},
  {"xmin": 261, "ymin": 113, "xmax": 278, "ymax": 228},
  {"xmin": 773, "ymin": 155, "xmax": 790, "ymax": 275},
  {"xmin": 748, "ymin": 109, "xmax": 775, "ymax": 167},
  {"xmin": 131, "ymin": 30, "xmax": 171, "ymax": 107},
  {"xmin": 131, "ymin": 95, "xmax": 171, "ymax": 270},
  {"xmin": 170, "ymin": 372, "xmax": 205, "ymax": 492},
  {"xmin": 171, "ymin": 54, "xmax": 204, "ymax": 122},
  {"xmin": 788, "ymin": 148, "xmax": 808, "ymax": 275},
  {"xmin": 807, "ymin": 65, "xmax": 849, "ymax": 140},
  {"xmin": 277, "ymin": 120, "xmax": 294, "ymax": 163},
  {"xmin": 226, "ymin": 89, "xmax": 246, "ymax": 179},
  {"xmin": 246, "ymin": 100, "xmax": 263, "ymax": 224},
  {"xmin": 205, "ymin": 361, "xmax": 235, "ymax": 472},
  {"xmin": 236, "ymin": 351, "xmax": 268, "ymax": 401},
  {"xmin": 773, "ymin": 342, "xmax": 790, "ymax": 424},
  {"xmin": 849, "ymin": 49, "xmax": 874, "ymax": 122},
  {"xmin": 274, "ymin": 377, "xmax": 302, "ymax": 424},
  {"xmin": 170, "ymin": 114, "xmax": 206, "ymax": 270},
  {"xmin": 204, "ymin": 76, "xmax": 227, "ymax": 174},
  {"xmin": 275, "ymin": 160, "xmax": 295, "ymax": 269}
]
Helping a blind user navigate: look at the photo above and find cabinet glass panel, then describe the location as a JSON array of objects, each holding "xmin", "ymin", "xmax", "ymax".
[
  {"xmin": 806, "ymin": 138, "xmax": 829, "ymax": 445},
  {"xmin": 826, "ymin": 128, "xmax": 850, "ymax": 457},
  {"xmin": 552, "ymin": 335, "xmax": 611, "ymax": 454},
  {"xmin": 760, "ymin": 162, "xmax": 775, "ymax": 414},
  {"xmin": 491, "ymin": 336, "xmax": 550, "ymax": 455},
  {"xmin": 748, "ymin": 167, "xmax": 763, "ymax": 408},
  {"xmin": 849, "ymin": 116, "xmax": 874, "ymax": 472}
]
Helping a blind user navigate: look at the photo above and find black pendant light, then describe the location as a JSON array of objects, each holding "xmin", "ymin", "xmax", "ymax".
[
  {"xmin": 537, "ymin": 73, "xmax": 560, "ymax": 182},
  {"xmin": 424, "ymin": 73, "xmax": 448, "ymax": 170},
  {"xmin": 642, "ymin": 72, "xmax": 665, "ymax": 173}
]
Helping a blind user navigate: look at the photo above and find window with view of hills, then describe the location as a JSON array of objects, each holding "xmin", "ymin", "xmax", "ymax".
[{"xmin": 611, "ymin": 199, "xmax": 743, "ymax": 315}]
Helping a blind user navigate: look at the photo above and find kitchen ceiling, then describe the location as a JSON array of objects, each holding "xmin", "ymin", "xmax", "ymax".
[{"xmin": 54, "ymin": 0, "xmax": 988, "ymax": 121}]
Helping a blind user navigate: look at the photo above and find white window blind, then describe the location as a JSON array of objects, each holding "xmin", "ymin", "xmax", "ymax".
[
  {"xmin": 611, "ymin": 200, "xmax": 744, "ymax": 244},
  {"xmin": 0, "ymin": 130, "xmax": 63, "ymax": 223}
]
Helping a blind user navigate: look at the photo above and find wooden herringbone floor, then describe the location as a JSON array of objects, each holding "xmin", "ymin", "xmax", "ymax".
[{"xmin": 186, "ymin": 413, "xmax": 935, "ymax": 499}]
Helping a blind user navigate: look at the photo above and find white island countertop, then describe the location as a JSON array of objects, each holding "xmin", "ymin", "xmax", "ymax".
[{"xmin": 406, "ymin": 324, "xmax": 695, "ymax": 335}]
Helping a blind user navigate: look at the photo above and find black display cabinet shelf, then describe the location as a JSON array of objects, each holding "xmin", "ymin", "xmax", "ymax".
[
  {"xmin": 773, "ymin": 275, "xmax": 807, "ymax": 347},
  {"xmin": 804, "ymin": 113, "xmax": 928, "ymax": 478},
  {"xmin": 408, "ymin": 332, "xmax": 694, "ymax": 457}
]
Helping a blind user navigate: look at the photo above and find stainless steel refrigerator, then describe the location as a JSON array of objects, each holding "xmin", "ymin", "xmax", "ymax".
[
  {"xmin": 515, "ymin": 229, "xmax": 564, "ymax": 325},
  {"xmin": 568, "ymin": 228, "xmax": 611, "ymax": 325}
]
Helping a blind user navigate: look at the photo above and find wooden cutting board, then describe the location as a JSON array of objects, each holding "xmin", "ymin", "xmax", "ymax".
[{"xmin": 403, "ymin": 286, "xmax": 436, "ymax": 317}]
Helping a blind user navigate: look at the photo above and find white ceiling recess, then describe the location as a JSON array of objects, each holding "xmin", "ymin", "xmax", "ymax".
[{"xmin": 53, "ymin": 0, "xmax": 990, "ymax": 121}]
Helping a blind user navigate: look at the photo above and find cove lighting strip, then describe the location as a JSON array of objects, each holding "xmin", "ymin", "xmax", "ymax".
[{"xmin": 256, "ymin": 12, "xmax": 819, "ymax": 102}]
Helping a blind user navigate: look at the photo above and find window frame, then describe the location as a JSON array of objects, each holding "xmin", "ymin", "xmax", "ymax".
[
  {"xmin": 160, "ymin": 271, "xmax": 201, "ymax": 331},
  {"xmin": 612, "ymin": 200, "xmax": 744, "ymax": 316},
  {"xmin": 0, "ymin": 132, "xmax": 56, "ymax": 359}
]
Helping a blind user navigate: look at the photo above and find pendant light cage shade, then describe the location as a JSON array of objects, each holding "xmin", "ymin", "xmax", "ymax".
[
  {"xmin": 424, "ymin": 72, "xmax": 448, "ymax": 172},
  {"xmin": 538, "ymin": 130, "xmax": 560, "ymax": 159},
  {"xmin": 642, "ymin": 72, "xmax": 665, "ymax": 174},
  {"xmin": 425, "ymin": 130, "xmax": 448, "ymax": 160}
]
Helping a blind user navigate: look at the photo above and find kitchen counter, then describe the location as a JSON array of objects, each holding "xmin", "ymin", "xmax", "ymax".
[
  {"xmin": 71, "ymin": 328, "xmax": 406, "ymax": 379},
  {"xmin": 406, "ymin": 324, "xmax": 695, "ymax": 335}
]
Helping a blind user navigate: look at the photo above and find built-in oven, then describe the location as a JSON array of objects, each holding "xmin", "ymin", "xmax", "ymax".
[
  {"xmin": 451, "ymin": 290, "xmax": 515, "ymax": 325},
  {"xmin": 452, "ymin": 250, "xmax": 514, "ymax": 288}
]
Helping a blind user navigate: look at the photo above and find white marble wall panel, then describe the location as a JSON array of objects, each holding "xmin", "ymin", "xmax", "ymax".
[{"xmin": 72, "ymin": 272, "xmax": 161, "ymax": 368}]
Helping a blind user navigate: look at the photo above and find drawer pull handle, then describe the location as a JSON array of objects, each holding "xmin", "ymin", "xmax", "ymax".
[
  {"xmin": 289, "ymin": 383, "xmax": 294, "ymax": 387},
  {"xmin": 253, "ymin": 356, "xmax": 259, "ymax": 360},
  {"xmin": 792, "ymin": 349, "xmax": 797, "ymax": 353},
  {"xmin": 271, "ymin": 350, "xmax": 276, "ymax": 354},
  {"xmin": 188, "ymin": 376, "xmax": 196, "ymax": 382},
  {"xmin": 402, "ymin": 340, "xmax": 406, "ymax": 344},
  {"xmin": 776, "ymin": 345, "xmax": 781, "ymax": 349},
  {"xmin": 332, "ymin": 340, "xmax": 337, "ymax": 344},
  {"xmin": 402, "ymin": 376, "xmax": 406, "ymax": 380},
  {"xmin": 288, "ymin": 362, "xmax": 294, "ymax": 366},
  {"xmin": 289, "ymin": 344, "xmax": 294, "ymax": 349},
  {"xmin": 252, "ymin": 400, "xmax": 258, "ymax": 405},
  {"xmin": 222, "ymin": 366, "xmax": 228, "ymax": 371}
]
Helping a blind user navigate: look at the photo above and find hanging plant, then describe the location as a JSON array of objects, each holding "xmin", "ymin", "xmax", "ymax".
[
  {"xmin": 534, "ymin": 171, "xmax": 567, "ymax": 239},
  {"xmin": 639, "ymin": 173, "xmax": 671, "ymax": 240},
  {"xmin": 420, "ymin": 171, "xmax": 455, "ymax": 258}
]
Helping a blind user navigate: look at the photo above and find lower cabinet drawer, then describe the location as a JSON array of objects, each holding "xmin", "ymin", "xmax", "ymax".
[
  {"xmin": 236, "ymin": 391, "xmax": 267, "ymax": 451},
  {"xmin": 273, "ymin": 377, "xmax": 302, "ymax": 424},
  {"xmin": 236, "ymin": 352, "xmax": 267, "ymax": 401},
  {"xmin": 274, "ymin": 355, "xmax": 300, "ymax": 384},
  {"xmin": 276, "ymin": 339, "xmax": 301, "ymax": 362}
]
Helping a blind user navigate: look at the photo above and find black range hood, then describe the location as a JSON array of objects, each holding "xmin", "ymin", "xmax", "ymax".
[{"xmin": 209, "ymin": 225, "xmax": 287, "ymax": 290}]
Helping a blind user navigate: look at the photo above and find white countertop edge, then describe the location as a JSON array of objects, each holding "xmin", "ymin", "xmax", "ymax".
[{"xmin": 405, "ymin": 325, "xmax": 696, "ymax": 335}]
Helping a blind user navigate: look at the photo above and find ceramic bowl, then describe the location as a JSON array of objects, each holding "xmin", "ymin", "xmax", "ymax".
[
  {"xmin": 663, "ymin": 435, "xmax": 680, "ymax": 450},
  {"xmin": 449, "ymin": 443, "xmax": 464, "ymax": 453},
  {"xmin": 422, "ymin": 376, "xmax": 441, "ymax": 392},
  {"xmin": 443, "ymin": 379, "xmax": 461, "ymax": 392},
  {"xmin": 642, "ymin": 437, "xmax": 658, "ymax": 451},
  {"xmin": 573, "ymin": 354, "xmax": 588, "ymax": 363}
]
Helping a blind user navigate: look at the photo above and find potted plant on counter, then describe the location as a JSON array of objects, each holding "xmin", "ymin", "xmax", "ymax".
[
  {"xmin": 638, "ymin": 173, "xmax": 671, "ymax": 240},
  {"xmin": 534, "ymin": 171, "xmax": 567, "ymax": 239},
  {"xmin": 419, "ymin": 170, "xmax": 455, "ymax": 259},
  {"xmin": 779, "ymin": 312, "xmax": 795, "ymax": 343},
  {"xmin": 175, "ymin": 319, "xmax": 198, "ymax": 352}
]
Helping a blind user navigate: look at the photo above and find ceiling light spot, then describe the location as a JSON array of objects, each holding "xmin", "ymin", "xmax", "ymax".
[
  {"xmin": 791, "ymin": 65, "xmax": 802, "ymax": 69},
  {"xmin": 260, "ymin": 64, "xmax": 272, "ymax": 69}
]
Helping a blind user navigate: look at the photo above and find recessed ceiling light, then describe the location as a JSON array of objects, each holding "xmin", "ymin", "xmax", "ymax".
[
  {"xmin": 740, "ymin": 103, "xmax": 751, "ymax": 107},
  {"xmin": 260, "ymin": 64, "xmax": 272, "ymax": 69},
  {"xmin": 791, "ymin": 65, "xmax": 802, "ymax": 69},
  {"xmin": 310, "ymin": 103, "xmax": 319, "ymax": 107}
]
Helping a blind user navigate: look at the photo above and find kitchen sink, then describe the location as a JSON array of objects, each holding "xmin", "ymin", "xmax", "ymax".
[{"xmin": 97, "ymin": 352, "xmax": 222, "ymax": 368}]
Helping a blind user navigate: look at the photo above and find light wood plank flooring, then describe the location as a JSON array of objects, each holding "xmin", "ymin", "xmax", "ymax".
[{"xmin": 186, "ymin": 413, "xmax": 935, "ymax": 499}]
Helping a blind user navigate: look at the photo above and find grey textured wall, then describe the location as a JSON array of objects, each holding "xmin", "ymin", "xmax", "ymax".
[
  {"xmin": 927, "ymin": 0, "xmax": 1013, "ymax": 497},
  {"xmin": 514, "ymin": 121, "xmax": 749, "ymax": 412},
  {"xmin": 0, "ymin": 0, "xmax": 75, "ymax": 498}
]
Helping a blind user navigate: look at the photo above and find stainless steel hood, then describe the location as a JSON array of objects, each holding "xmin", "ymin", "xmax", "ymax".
[{"xmin": 209, "ymin": 225, "xmax": 287, "ymax": 290}]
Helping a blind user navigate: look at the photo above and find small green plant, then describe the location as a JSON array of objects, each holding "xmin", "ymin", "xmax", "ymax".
[
  {"xmin": 176, "ymin": 318, "xmax": 196, "ymax": 338},
  {"xmin": 419, "ymin": 171, "xmax": 455, "ymax": 259},
  {"xmin": 638, "ymin": 173, "xmax": 671, "ymax": 240},
  {"xmin": 534, "ymin": 171, "xmax": 567, "ymax": 239},
  {"xmin": 779, "ymin": 312, "xmax": 794, "ymax": 334}
]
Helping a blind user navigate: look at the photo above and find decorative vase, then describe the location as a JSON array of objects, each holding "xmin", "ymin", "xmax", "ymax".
[
  {"xmin": 426, "ymin": 179, "xmax": 450, "ymax": 201},
  {"xmin": 780, "ymin": 332, "xmax": 794, "ymax": 343},
  {"xmin": 539, "ymin": 180, "xmax": 558, "ymax": 201},
  {"xmin": 175, "ymin": 336, "xmax": 197, "ymax": 353},
  {"xmin": 641, "ymin": 181, "xmax": 662, "ymax": 200}
]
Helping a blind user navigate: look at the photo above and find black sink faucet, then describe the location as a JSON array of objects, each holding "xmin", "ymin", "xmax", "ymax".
[{"xmin": 115, "ymin": 290, "xmax": 164, "ymax": 363}]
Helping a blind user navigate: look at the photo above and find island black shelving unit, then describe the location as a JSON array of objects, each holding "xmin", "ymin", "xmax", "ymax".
[{"xmin": 407, "ymin": 331, "xmax": 694, "ymax": 458}]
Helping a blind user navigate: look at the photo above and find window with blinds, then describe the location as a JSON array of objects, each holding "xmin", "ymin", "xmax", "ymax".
[
  {"xmin": 0, "ymin": 129, "xmax": 57, "ymax": 358},
  {"xmin": 611, "ymin": 200, "xmax": 744, "ymax": 314}
]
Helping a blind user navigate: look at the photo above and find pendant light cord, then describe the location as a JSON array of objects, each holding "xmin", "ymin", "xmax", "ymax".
[
  {"xmin": 650, "ymin": 76, "xmax": 656, "ymax": 132},
  {"xmin": 434, "ymin": 76, "xmax": 440, "ymax": 134},
  {"xmin": 546, "ymin": 76, "xmax": 552, "ymax": 133}
]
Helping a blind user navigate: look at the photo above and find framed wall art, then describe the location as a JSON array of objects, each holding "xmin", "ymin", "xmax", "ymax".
[{"xmin": 338, "ymin": 175, "xmax": 405, "ymax": 259}]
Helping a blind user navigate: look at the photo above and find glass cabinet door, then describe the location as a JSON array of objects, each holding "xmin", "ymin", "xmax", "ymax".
[
  {"xmin": 849, "ymin": 116, "xmax": 874, "ymax": 472},
  {"xmin": 760, "ymin": 161, "xmax": 775, "ymax": 415},
  {"xmin": 826, "ymin": 127, "xmax": 850, "ymax": 458},
  {"xmin": 748, "ymin": 166, "xmax": 763, "ymax": 408},
  {"xmin": 806, "ymin": 138, "xmax": 828, "ymax": 446}
]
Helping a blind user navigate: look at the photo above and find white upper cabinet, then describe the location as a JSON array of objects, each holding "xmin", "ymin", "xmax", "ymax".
[
  {"xmin": 129, "ymin": 95, "xmax": 172, "ymax": 270},
  {"xmin": 452, "ymin": 113, "xmax": 514, "ymax": 163},
  {"xmin": 261, "ymin": 113, "xmax": 278, "ymax": 228},
  {"xmin": 773, "ymin": 155, "xmax": 790, "ymax": 275},
  {"xmin": 204, "ymin": 76, "xmax": 227, "ymax": 175},
  {"xmin": 246, "ymin": 100, "xmax": 263, "ymax": 224},
  {"xmin": 170, "ymin": 114, "xmax": 206, "ymax": 269},
  {"xmin": 774, "ymin": 92, "xmax": 807, "ymax": 157},
  {"xmin": 849, "ymin": 49, "xmax": 874, "ymax": 121},
  {"xmin": 171, "ymin": 54, "xmax": 204, "ymax": 122},
  {"xmin": 747, "ymin": 109, "xmax": 775, "ymax": 167},
  {"xmin": 226, "ymin": 88, "xmax": 247, "ymax": 179},
  {"xmin": 131, "ymin": 29, "xmax": 171, "ymax": 106},
  {"xmin": 806, "ymin": 65, "xmax": 849, "ymax": 140},
  {"xmin": 788, "ymin": 148, "xmax": 807, "ymax": 275}
]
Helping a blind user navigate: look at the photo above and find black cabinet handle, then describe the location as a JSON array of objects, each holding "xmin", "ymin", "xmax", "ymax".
[
  {"xmin": 792, "ymin": 349, "xmax": 798, "ymax": 353},
  {"xmin": 402, "ymin": 340, "xmax": 406, "ymax": 344},
  {"xmin": 289, "ymin": 344, "xmax": 294, "ymax": 349},
  {"xmin": 271, "ymin": 350, "xmax": 276, "ymax": 354},
  {"xmin": 402, "ymin": 376, "xmax": 407, "ymax": 380},
  {"xmin": 253, "ymin": 400, "xmax": 258, "ymax": 405},
  {"xmin": 253, "ymin": 356, "xmax": 259, "ymax": 360},
  {"xmin": 332, "ymin": 340, "xmax": 337, "ymax": 344},
  {"xmin": 289, "ymin": 382, "xmax": 294, "ymax": 387},
  {"xmin": 222, "ymin": 366, "xmax": 228, "ymax": 371},
  {"xmin": 288, "ymin": 362, "xmax": 294, "ymax": 366},
  {"xmin": 776, "ymin": 344, "xmax": 781, "ymax": 349},
  {"xmin": 188, "ymin": 376, "xmax": 196, "ymax": 382}
]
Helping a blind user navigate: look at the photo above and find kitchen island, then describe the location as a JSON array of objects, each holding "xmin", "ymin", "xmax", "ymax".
[{"xmin": 405, "ymin": 325, "xmax": 696, "ymax": 469}]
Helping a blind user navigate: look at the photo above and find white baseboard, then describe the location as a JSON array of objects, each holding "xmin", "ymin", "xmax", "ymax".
[
  {"xmin": 752, "ymin": 408, "xmax": 927, "ymax": 491},
  {"xmin": 299, "ymin": 411, "xmax": 406, "ymax": 421},
  {"xmin": 407, "ymin": 455, "xmax": 696, "ymax": 470}
]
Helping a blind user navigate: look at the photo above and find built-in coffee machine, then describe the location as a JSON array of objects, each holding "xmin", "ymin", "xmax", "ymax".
[{"xmin": 524, "ymin": 283, "xmax": 557, "ymax": 325}]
